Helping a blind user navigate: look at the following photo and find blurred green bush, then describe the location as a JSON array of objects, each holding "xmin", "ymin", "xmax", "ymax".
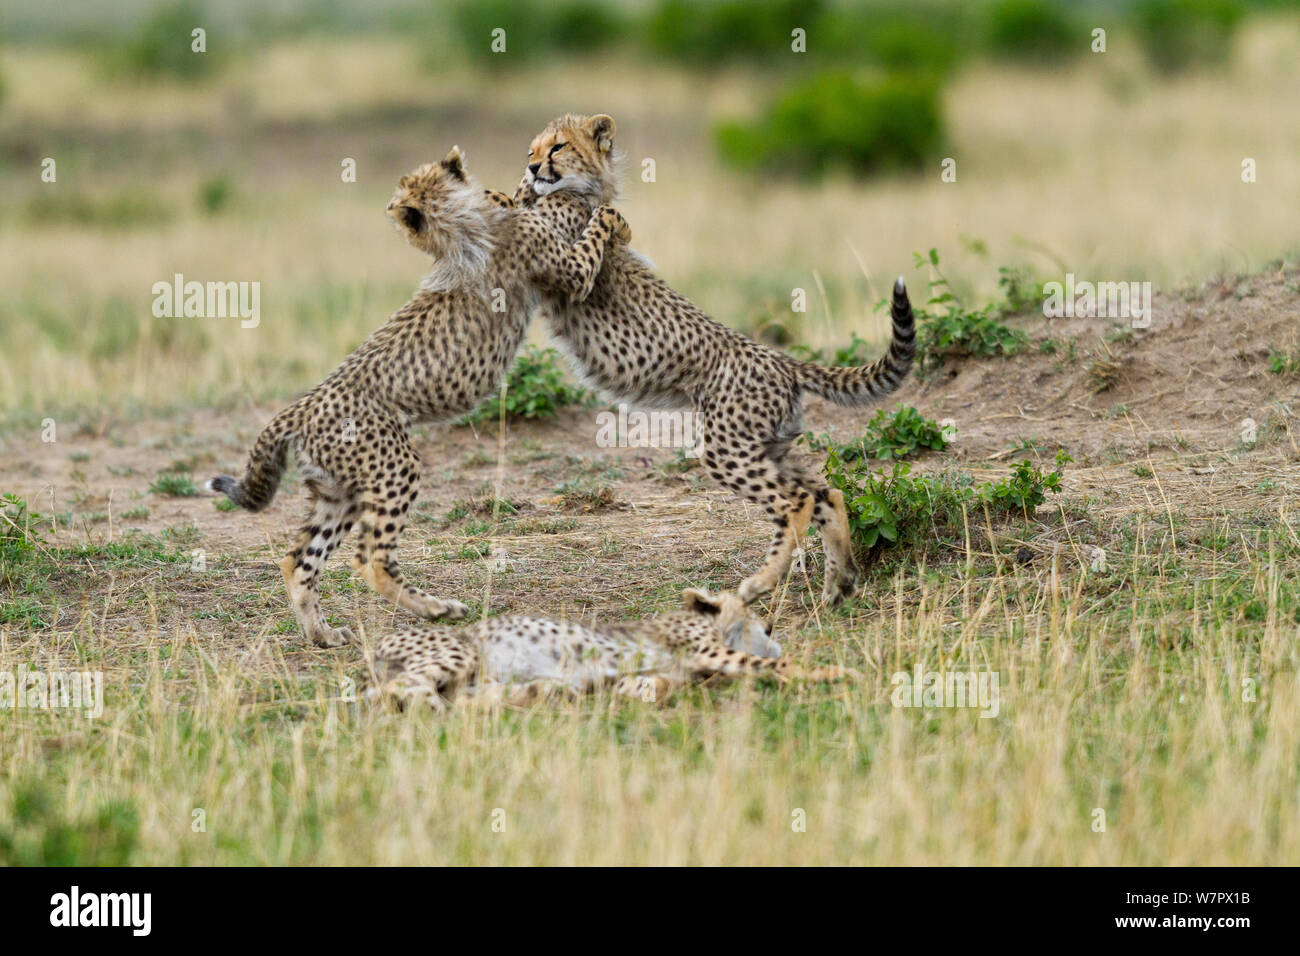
[
  {"xmin": 648, "ymin": 0, "xmax": 824, "ymax": 65},
  {"xmin": 816, "ymin": 5, "xmax": 966, "ymax": 76},
  {"xmin": 198, "ymin": 175, "xmax": 233, "ymax": 215},
  {"xmin": 716, "ymin": 71, "xmax": 943, "ymax": 177},
  {"xmin": 1135, "ymin": 0, "xmax": 1246, "ymax": 73},
  {"xmin": 108, "ymin": 1, "xmax": 216, "ymax": 81},
  {"xmin": 447, "ymin": 0, "xmax": 630, "ymax": 65},
  {"xmin": 983, "ymin": 0, "xmax": 1079, "ymax": 63}
]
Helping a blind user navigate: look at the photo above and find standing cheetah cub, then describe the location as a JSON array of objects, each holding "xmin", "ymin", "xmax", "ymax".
[
  {"xmin": 208, "ymin": 147, "xmax": 631, "ymax": 647},
  {"xmin": 366, "ymin": 588, "xmax": 852, "ymax": 709},
  {"xmin": 505, "ymin": 114, "xmax": 917, "ymax": 607}
]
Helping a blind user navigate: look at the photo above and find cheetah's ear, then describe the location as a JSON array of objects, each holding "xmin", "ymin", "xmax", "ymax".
[
  {"xmin": 683, "ymin": 588, "xmax": 721, "ymax": 616},
  {"xmin": 441, "ymin": 145, "xmax": 466, "ymax": 181},
  {"xmin": 584, "ymin": 114, "xmax": 616, "ymax": 153}
]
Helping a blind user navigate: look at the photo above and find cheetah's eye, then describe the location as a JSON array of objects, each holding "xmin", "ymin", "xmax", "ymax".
[{"xmin": 549, "ymin": 143, "xmax": 566, "ymax": 156}]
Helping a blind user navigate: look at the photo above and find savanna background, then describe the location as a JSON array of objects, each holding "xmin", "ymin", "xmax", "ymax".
[{"xmin": 1, "ymin": 0, "xmax": 1299, "ymax": 864}]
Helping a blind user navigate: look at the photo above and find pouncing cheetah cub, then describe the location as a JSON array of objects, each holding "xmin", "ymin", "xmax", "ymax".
[
  {"xmin": 507, "ymin": 114, "xmax": 916, "ymax": 607},
  {"xmin": 208, "ymin": 146, "xmax": 631, "ymax": 647},
  {"xmin": 366, "ymin": 588, "xmax": 851, "ymax": 709}
]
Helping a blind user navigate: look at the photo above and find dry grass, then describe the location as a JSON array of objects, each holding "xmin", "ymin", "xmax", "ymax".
[{"xmin": 3, "ymin": 477, "xmax": 1298, "ymax": 864}]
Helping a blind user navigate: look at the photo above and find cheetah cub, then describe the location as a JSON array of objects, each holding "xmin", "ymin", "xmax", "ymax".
[
  {"xmin": 208, "ymin": 147, "xmax": 631, "ymax": 647},
  {"xmin": 366, "ymin": 588, "xmax": 852, "ymax": 709},
  {"xmin": 508, "ymin": 114, "xmax": 916, "ymax": 608}
]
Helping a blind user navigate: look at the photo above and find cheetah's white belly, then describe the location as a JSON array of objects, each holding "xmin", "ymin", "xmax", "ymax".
[{"xmin": 477, "ymin": 620, "xmax": 675, "ymax": 691}]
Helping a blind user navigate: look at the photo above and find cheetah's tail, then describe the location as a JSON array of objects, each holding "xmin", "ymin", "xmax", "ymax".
[
  {"xmin": 795, "ymin": 276, "xmax": 916, "ymax": 407},
  {"xmin": 204, "ymin": 404, "xmax": 300, "ymax": 512}
]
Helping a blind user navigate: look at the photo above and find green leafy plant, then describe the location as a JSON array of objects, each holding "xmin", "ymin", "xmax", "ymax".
[
  {"xmin": 823, "ymin": 453, "xmax": 972, "ymax": 553},
  {"xmin": 977, "ymin": 450, "xmax": 1072, "ymax": 516},
  {"xmin": 1268, "ymin": 349, "xmax": 1300, "ymax": 376},
  {"xmin": 461, "ymin": 346, "xmax": 591, "ymax": 425},
  {"xmin": 806, "ymin": 405, "xmax": 950, "ymax": 462},
  {"xmin": 823, "ymin": 447, "xmax": 1070, "ymax": 558},
  {"xmin": 997, "ymin": 265, "xmax": 1042, "ymax": 314},
  {"xmin": 907, "ymin": 249, "xmax": 1029, "ymax": 374}
]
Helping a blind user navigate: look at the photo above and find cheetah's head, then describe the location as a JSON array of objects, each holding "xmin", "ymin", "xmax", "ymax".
[
  {"xmin": 387, "ymin": 146, "xmax": 500, "ymax": 265},
  {"xmin": 683, "ymin": 588, "xmax": 783, "ymax": 659},
  {"xmin": 518, "ymin": 113, "xmax": 620, "ymax": 206}
]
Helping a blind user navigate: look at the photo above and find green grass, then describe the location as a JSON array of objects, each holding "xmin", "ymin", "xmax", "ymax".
[{"xmin": 149, "ymin": 472, "xmax": 199, "ymax": 497}]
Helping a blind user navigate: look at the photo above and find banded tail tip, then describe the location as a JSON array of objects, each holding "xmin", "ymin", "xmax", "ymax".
[
  {"xmin": 894, "ymin": 276, "xmax": 907, "ymax": 296},
  {"xmin": 206, "ymin": 475, "xmax": 235, "ymax": 496}
]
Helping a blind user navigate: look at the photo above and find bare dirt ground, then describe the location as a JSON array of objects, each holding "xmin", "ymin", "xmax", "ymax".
[{"xmin": 3, "ymin": 266, "xmax": 1299, "ymax": 666}]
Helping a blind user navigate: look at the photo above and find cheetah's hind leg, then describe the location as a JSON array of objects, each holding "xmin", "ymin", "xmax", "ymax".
[{"xmin": 280, "ymin": 483, "xmax": 360, "ymax": 648}]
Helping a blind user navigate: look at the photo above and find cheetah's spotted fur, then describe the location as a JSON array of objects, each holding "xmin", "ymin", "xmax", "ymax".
[
  {"xmin": 506, "ymin": 114, "xmax": 917, "ymax": 607},
  {"xmin": 366, "ymin": 588, "xmax": 852, "ymax": 709},
  {"xmin": 207, "ymin": 147, "xmax": 631, "ymax": 646}
]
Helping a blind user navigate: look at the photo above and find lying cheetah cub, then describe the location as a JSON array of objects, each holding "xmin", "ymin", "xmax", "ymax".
[
  {"xmin": 509, "ymin": 114, "xmax": 917, "ymax": 608},
  {"xmin": 366, "ymin": 588, "xmax": 851, "ymax": 709},
  {"xmin": 208, "ymin": 147, "xmax": 631, "ymax": 647}
]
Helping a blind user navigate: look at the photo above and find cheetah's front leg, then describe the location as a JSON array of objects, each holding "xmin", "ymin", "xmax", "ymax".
[{"xmin": 521, "ymin": 203, "xmax": 631, "ymax": 303}]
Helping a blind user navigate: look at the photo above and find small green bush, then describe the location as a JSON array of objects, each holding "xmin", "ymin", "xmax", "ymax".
[
  {"xmin": 149, "ymin": 472, "xmax": 199, "ymax": 497},
  {"xmin": 1135, "ymin": 0, "xmax": 1245, "ymax": 74},
  {"xmin": 984, "ymin": 0, "xmax": 1078, "ymax": 63},
  {"xmin": 823, "ymin": 449, "xmax": 1071, "ymax": 558},
  {"xmin": 977, "ymin": 450, "xmax": 1072, "ymax": 516},
  {"xmin": 717, "ymin": 71, "xmax": 943, "ymax": 177},
  {"xmin": 908, "ymin": 249, "xmax": 1029, "ymax": 374},
  {"xmin": 1269, "ymin": 349, "xmax": 1300, "ymax": 376},
  {"xmin": 111, "ymin": 1, "xmax": 215, "ymax": 81},
  {"xmin": 197, "ymin": 175, "xmax": 232, "ymax": 215},
  {"xmin": 806, "ymin": 405, "xmax": 951, "ymax": 462},
  {"xmin": 462, "ymin": 346, "xmax": 591, "ymax": 425}
]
